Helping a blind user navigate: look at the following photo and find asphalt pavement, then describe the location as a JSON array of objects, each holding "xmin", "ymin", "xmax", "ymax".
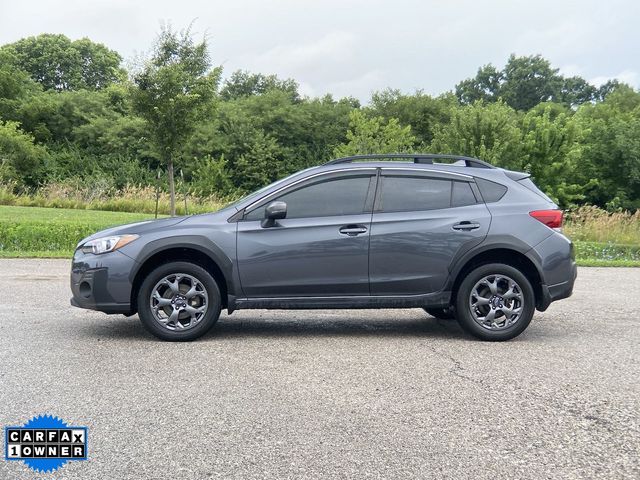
[{"xmin": 0, "ymin": 259, "xmax": 638, "ymax": 479}]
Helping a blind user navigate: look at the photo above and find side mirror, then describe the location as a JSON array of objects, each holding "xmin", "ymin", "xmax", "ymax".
[{"xmin": 261, "ymin": 201, "xmax": 287, "ymax": 228}]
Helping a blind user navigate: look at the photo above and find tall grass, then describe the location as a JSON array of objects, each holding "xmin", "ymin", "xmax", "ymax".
[
  {"xmin": 564, "ymin": 205, "xmax": 640, "ymax": 245},
  {"xmin": 0, "ymin": 182, "xmax": 230, "ymax": 215}
]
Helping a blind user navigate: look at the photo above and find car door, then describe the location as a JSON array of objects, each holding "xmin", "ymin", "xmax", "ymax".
[
  {"xmin": 369, "ymin": 169, "xmax": 491, "ymax": 295},
  {"xmin": 236, "ymin": 170, "xmax": 377, "ymax": 298}
]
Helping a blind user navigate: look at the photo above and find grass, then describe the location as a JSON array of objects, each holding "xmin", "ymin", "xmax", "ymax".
[
  {"xmin": 0, "ymin": 206, "xmax": 167, "ymax": 255},
  {"xmin": 0, "ymin": 250, "xmax": 77, "ymax": 258},
  {"xmin": 576, "ymin": 259, "xmax": 640, "ymax": 267},
  {"xmin": 0, "ymin": 204, "xmax": 638, "ymax": 265},
  {"xmin": 0, "ymin": 205, "xmax": 165, "ymax": 224}
]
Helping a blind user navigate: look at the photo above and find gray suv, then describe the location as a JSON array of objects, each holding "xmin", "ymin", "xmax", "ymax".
[{"xmin": 71, "ymin": 154, "xmax": 577, "ymax": 341}]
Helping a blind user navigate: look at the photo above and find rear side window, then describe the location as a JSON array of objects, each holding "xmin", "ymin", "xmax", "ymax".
[
  {"xmin": 475, "ymin": 178, "xmax": 508, "ymax": 203},
  {"xmin": 378, "ymin": 176, "xmax": 452, "ymax": 212}
]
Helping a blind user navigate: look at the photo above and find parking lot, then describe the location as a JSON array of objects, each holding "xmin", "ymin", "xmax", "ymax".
[{"xmin": 0, "ymin": 259, "xmax": 638, "ymax": 479}]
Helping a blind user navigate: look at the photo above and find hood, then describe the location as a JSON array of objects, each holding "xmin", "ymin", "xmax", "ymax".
[{"xmin": 78, "ymin": 216, "xmax": 189, "ymax": 246}]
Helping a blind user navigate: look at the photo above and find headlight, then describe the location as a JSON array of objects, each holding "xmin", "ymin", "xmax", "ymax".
[{"xmin": 80, "ymin": 234, "xmax": 139, "ymax": 255}]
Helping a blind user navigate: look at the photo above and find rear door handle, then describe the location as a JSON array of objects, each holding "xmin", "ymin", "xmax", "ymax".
[
  {"xmin": 452, "ymin": 221, "xmax": 481, "ymax": 231},
  {"xmin": 339, "ymin": 225, "xmax": 368, "ymax": 236}
]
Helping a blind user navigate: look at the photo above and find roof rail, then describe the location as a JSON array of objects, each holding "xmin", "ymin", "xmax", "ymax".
[{"xmin": 324, "ymin": 153, "xmax": 494, "ymax": 169}]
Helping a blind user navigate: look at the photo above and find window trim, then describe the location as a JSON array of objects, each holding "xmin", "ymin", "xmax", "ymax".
[{"xmin": 240, "ymin": 168, "xmax": 378, "ymax": 221}]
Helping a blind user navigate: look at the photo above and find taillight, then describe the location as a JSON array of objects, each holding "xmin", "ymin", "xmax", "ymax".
[{"xmin": 529, "ymin": 210, "xmax": 563, "ymax": 230}]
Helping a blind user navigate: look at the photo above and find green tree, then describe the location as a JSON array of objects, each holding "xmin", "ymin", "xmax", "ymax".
[
  {"xmin": 0, "ymin": 50, "xmax": 40, "ymax": 104},
  {"xmin": 430, "ymin": 101, "xmax": 523, "ymax": 169},
  {"xmin": 500, "ymin": 55, "xmax": 563, "ymax": 111},
  {"xmin": 574, "ymin": 87, "xmax": 640, "ymax": 209},
  {"xmin": 520, "ymin": 105, "xmax": 586, "ymax": 206},
  {"xmin": 559, "ymin": 76, "xmax": 597, "ymax": 107},
  {"xmin": 596, "ymin": 79, "xmax": 625, "ymax": 101},
  {"xmin": 131, "ymin": 25, "xmax": 220, "ymax": 215},
  {"xmin": 369, "ymin": 89, "xmax": 454, "ymax": 145},
  {"xmin": 190, "ymin": 155, "xmax": 234, "ymax": 197},
  {"xmin": 234, "ymin": 131, "xmax": 284, "ymax": 192},
  {"xmin": 333, "ymin": 110, "xmax": 416, "ymax": 157},
  {"xmin": 1, "ymin": 34, "xmax": 124, "ymax": 91},
  {"xmin": 455, "ymin": 64, "xmax": 502, "ymax": 105},
  {"xmin": 220, "ymin": 70, "xmax": 300, "ymax": 102},
  {"xmin": 0, "ymin": 120, "xmax": 47, "ymax": 186},
  {"xmin": 455, "ymin": 55, "xmax": 597, "ymax": 111}
]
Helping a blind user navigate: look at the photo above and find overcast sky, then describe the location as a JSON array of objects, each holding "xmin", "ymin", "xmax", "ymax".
[{"xmin": 1, "ymin": 0, "xmax": 638, "ymax": 102}]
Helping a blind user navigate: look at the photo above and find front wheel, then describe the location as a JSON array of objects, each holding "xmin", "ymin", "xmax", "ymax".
[
  {"xmin": 137, "ymin": 261, "xmax": 222, "ymax": 341},
  {"xmin": 455, "ymin": 263, "xmax": 535, "ymax": 341}
]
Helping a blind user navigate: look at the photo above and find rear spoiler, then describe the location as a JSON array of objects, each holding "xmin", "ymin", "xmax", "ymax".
[{"xmin": 503, "ymin": 169, "xmax": 531, "ymax": 181}]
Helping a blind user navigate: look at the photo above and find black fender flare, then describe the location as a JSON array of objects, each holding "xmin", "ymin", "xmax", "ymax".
[
  {"xmin": 129, "ymin": 235, "xmax": 236, "ymax": 296},
  {"xmin": 445, "ymin": 235, "xmax": 545, "ymax": 292}
]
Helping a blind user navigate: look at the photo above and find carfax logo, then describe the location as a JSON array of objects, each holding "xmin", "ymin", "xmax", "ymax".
[{"xmin": 4, "ymin": 414, "xmax": 88, "ymax": 473}]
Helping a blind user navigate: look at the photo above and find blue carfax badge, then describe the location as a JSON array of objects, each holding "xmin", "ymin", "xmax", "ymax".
[{"xmin": 4, "ymin": 414, "xmax": 88, "ymax": 473}]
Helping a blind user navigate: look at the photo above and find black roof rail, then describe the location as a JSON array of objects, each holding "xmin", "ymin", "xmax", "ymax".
[{"xmin": 324, "ymin": 153, "xmax": 494, "ymax": 169}]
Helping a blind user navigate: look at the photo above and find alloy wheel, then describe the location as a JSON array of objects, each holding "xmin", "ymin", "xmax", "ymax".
[
  {"xmin": 149, "ymin": 273, "xmax": 209, "ymax": 331},
  {"xmin": 468, "ymin": 274, "xmax": 524, "ymax": 330}
]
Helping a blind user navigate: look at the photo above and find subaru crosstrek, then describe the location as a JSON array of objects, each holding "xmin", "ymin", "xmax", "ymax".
[{"xmin": 71, "ymin": 154, "xmax": 577, "ymax": 341}]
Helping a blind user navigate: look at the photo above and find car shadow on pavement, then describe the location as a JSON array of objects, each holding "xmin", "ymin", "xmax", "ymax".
[
  {"xmin": 76, "ymin": 312, "xmax": 474, "ymax": 342},
  {"xmin": 210, "ymin": 314, "xmax": 467, "ymax": 340}
]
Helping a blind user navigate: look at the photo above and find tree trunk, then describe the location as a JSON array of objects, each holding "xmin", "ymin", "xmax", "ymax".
[{"xmin": 167, "ymin": 158, "xmax": 176, "ymax": 216}]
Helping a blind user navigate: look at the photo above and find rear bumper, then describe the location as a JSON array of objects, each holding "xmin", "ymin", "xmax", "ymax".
[
  {"xmin": 528, "ymin": 232, "xmax": 577, "ymax": 311},
  {"xmin": 70, "ymin": 250, "xmax": 136, "ymax": 315},
  {"xmin": 537, "ymin": 260, "xmax": 577, "ymax": 311}
]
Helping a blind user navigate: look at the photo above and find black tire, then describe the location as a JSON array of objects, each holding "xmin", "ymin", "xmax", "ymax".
[
  {"xmin": 423, "ymin": 307, "xmax": 456, "ymax": 320},
  {"xmin": 455, "ymin": 263, "xmax": 535, "ymax": 341},
  {"xmin": 137, "ymin": 261, "xmax": 222, "ymax": 341}
]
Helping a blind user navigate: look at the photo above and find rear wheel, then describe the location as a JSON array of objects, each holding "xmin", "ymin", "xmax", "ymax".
[
  {"xmin": 455, "ymin": 263, "xmax": 535, "ymax": 341},
  {"xmin": 423, "ymin": 307, "xmax": 456, "ymax": 320},
  {"xmin": 137, "ymin": 261, "xmax": 221, "ymax": 341}
]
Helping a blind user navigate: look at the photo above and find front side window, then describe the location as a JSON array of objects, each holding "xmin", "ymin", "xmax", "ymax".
[
  {"xmin": 378, "ymin": 176, "xmax": 452, "ymax": 212},
  {"xmin": 245, "ymin": 175, "xmax": 373, "ymax": 220}
]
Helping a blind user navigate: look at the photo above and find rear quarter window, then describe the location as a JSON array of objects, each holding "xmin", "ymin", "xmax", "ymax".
[{"xmin": 475, "ymin": 178, "xmax": 508, "ymax": 203}]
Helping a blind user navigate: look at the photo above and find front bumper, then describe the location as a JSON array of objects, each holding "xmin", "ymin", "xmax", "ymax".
[{"xmin": 70, "ymin": 249, "xmax": 137, "ymax": 314}]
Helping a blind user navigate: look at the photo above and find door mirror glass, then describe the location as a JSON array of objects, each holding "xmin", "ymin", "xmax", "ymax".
[{"xmin": 261, "ymin": 201, "xmax": 287, "ymax": 228}]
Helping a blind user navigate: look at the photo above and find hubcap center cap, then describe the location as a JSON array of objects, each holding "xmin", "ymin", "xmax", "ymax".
[{"xmin": 491, "ymin": 295, "xmax": 504, "ymax": 308}]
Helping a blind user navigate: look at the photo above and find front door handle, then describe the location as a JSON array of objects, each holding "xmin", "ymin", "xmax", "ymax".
[
  {"xmin": 339, "ymin": 224, "xmax": 368, "ymax": 236},
  {"xmin": 452, "ymin": 221, "xmax": 481, "ymax": 231}
]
